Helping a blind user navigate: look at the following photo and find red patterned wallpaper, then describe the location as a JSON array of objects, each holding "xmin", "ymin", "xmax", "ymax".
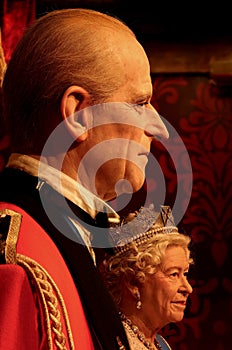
[
  {"xmin": 150, "ymin": 75, "xmax": 232, "ymax": 350},
  {"xmin": 1, "ymin": 0, "xmax": 36, "ymax": 64}
]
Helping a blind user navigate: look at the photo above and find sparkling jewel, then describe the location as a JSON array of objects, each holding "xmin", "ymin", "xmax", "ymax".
[{"xmin": 119, "ymin": 312, "xmax": 162, "ymax": 350}]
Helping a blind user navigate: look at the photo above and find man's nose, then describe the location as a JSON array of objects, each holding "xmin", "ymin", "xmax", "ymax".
[{"xmin": 144, "ymin": 108, "xmax": 169, "ymax": 140}]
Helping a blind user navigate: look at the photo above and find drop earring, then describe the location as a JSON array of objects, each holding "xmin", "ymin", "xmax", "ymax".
[{"xmin": 135, "ymin": 290, "xmax": 142, "ymax": 310}]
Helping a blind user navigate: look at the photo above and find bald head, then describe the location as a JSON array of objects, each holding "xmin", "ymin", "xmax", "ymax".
[{"xmin": 3, "ymin": 9, "xmax": 150, "ymax": 154}]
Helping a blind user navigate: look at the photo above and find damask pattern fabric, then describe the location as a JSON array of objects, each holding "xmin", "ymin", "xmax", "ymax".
[{"xmin": 1, "ymin": 0, "xmax": 36, "ymax": 64}]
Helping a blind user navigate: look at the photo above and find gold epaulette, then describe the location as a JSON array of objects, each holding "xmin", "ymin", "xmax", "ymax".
[{"xmin": 0, "ymin": 208, "xmax": 74, "ymax": 350}]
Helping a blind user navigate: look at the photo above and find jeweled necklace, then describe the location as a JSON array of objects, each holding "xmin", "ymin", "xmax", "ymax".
[{"xmin": 119, "ymin": 312, "xmax": 162, "ymax": 350}]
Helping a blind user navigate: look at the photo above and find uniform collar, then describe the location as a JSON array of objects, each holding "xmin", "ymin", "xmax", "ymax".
[{"xmin": 6, "ymin": 153, "xmax": 120, "ymax": 224}]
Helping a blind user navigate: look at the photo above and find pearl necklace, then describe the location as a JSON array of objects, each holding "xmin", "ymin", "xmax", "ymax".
[{"xmin": 119, "ymin": 312, "xmax": 162, "ymax": 350}]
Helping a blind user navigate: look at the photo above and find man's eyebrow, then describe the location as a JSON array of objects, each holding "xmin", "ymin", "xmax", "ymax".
[{"xmin": 132, "ymin": 93, "xmax": 152, "ymax": 103}]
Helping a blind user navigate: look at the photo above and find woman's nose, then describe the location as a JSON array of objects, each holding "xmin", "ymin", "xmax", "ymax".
[{"xmin": 181, "ymin": 277, "xmax": 193, "ymax": 295}]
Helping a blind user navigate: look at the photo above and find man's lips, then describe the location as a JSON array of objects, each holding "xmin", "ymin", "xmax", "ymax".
[
  {"xmin": 171, "ymin": 300, "xmax": 187, "ymax": 306},
  {"xmin": 138, "ymin": 151, "xmax": 149, "ymax": 156}
]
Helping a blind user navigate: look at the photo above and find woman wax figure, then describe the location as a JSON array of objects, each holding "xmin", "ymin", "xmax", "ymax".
[{"xmin": 98, "ymin": 205, "xmax": 194, "ymax": 350}]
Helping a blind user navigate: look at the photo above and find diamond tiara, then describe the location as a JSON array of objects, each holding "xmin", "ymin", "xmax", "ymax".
[{"xmin": 109, "ymin": 204, "xmax": 179, "ymax": 255}]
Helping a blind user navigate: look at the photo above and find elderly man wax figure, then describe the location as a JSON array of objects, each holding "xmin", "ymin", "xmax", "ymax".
[{"xmin": 0, "ymin": 8, "xmax": 169, "ymax": 350}]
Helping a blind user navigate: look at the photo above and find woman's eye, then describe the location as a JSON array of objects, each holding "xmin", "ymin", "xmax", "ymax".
[{"xmin": 170, "ymin": 272, "xmax": 178, "ymax": 277}]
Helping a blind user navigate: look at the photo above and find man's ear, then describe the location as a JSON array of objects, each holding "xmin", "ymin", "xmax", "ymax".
[{"xmin": 60, "ymin": 85, "xmax": 90, "ymax": 142}]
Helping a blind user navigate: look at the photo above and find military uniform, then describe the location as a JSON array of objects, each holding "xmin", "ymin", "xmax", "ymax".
[{"xmin": 0, "ymin": 154, "xmax": 130, "ymax": 350}]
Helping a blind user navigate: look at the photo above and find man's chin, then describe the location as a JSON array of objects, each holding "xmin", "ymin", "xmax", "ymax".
[{"xmin": 114, "ymin": 179, "xmax": 134, "ymax": 196}]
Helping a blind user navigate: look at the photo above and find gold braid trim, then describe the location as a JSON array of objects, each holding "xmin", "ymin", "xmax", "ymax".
[
  {"xmin": 16, "ymin": 254, "xmax": 75, "ymax": 350},
  {"xmin": 1, "ymin": 208, "xmax": 74, "ymax": 350},
  {"xmin": 1, "ymin": 208, "xmax": 22, "ymax": 264}
]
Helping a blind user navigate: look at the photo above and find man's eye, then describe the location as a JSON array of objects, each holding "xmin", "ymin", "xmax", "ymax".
[{"xmin": 137, "ymin": 102, "xmax": 149, "ymax": 107}]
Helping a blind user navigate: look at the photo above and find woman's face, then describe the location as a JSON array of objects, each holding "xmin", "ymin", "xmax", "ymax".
[{"xmin": 141, "ymin": 245, "xmax": 193, "ymax": 330}]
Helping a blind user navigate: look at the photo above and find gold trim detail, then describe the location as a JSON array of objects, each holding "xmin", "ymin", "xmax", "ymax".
[
  {"xmin": 17, "ymin": 254, "xmax": 74, "ymax": 350},
  {"xmin": 0, "ymin": 208, "xmax": 22, "ymax": 264},
  {"xmin": 0, "ymin": 208, "xmax": 74, "ymax": 350}
]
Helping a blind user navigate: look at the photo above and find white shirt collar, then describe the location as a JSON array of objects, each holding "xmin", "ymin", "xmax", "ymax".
[{"xmin": 6, "ymin": 153, "xmax": 120, "ymax": 224}]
